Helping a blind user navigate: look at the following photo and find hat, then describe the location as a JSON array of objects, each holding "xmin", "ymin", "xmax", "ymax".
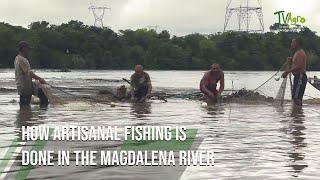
[{"xmin": 18, "ymin": 41, "xmax": 33, "ymax": 51}]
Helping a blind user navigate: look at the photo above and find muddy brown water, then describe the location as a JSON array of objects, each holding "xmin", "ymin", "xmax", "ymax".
[{"xmin": 0, "ymin": 69, "xmax": 320, "ymax": 179}]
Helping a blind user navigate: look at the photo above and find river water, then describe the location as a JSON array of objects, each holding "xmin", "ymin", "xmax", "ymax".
[{"xmin": 0, "ymin": 69, "xmax": 320, "ymax": 180}]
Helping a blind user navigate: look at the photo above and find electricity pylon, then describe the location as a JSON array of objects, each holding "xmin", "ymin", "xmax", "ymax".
[
  {"xmin": 89, "ymin": 4, "xmax": 111, "ymax": 28},
  {"xmin": 223, "ymin": 0, "xmax": 264, "ymax": 33}
]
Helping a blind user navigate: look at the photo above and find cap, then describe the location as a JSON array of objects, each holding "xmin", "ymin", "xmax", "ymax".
[{"xmin": 18, "ymin": 41, "xmax": 33, "ymax": 51}]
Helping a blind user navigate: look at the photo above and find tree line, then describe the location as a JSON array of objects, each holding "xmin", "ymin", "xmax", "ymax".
[{"xmin": 0, "ymin": 20, "xmax": 319, "ymax": 70}]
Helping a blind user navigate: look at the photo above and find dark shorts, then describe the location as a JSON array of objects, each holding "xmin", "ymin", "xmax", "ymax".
[
  {"xmin": 20, "ymin": 88, "xmax": 49, "ymax": 107},
  {"xmin": 201, "ymin": 83, "xmax": 218, "ymax": 102},
  {"xmin": 206, "ymin": 83, "xmax": 218, "ymax": 95},
  {"xmin": 292, "ymin": 73, "xmax": 307, "ymax": 101}
]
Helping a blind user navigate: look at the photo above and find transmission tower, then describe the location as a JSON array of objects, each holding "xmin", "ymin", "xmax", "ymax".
[
  {"xmin": 223, "ymin": 0, "xmax": 264, "ymax": 33},
  {"xmin": 88, "ymin": 4, "xmax": 111, "ymax": 28}
]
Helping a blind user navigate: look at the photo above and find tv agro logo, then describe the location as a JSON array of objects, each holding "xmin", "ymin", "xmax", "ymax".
[{"xmin": 273, "ymin": 11, "xmax": 306, "ymax": 30}]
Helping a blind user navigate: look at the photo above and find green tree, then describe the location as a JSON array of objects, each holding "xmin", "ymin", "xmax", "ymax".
[{"xmin": 0, "ymin": 21, "xmax": 319, "ymax": 70}]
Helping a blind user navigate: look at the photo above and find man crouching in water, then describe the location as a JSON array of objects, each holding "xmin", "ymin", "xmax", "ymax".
[
  {"xmin": 14, "ymin": 41, "xmax": 48, "ymax": 108},
  {"xmin": 282, "ymin": 38, "xmax": 308, "ymax": 106},
  {"xmin": 200, "ymin": 64, "xmax": 225, "ymax": 103},
  {"xmin": 130, "ymin": 65, "xmax": 152, "ymax": 102}
]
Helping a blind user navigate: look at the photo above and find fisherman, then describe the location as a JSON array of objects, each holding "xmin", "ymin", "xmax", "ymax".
[
  {"xmin": 200, "ymin": 63, "xmax": 225, "ymax": 103},
  {"xmin": 282, "ymin": 38, "xmax": 308, "ymax": 106},
  {"xmin": 130, "ymin": 65, "xmax": 152, "ymax": 102},
  {"xmin": 14, "ymin": 41, "xmax": 48, "ymax": 107}
]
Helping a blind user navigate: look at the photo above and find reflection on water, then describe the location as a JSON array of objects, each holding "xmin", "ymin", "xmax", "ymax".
[
  {"xmin": 1, "ymin": 70, "xmax": 320, "ymax": 179},
  {"xmin": 130, "ymin": 102, "xmax": 152, "ymax": 120},
  {"xmin": 288, "ymin": 106, "xmax": 308, "ymax": 177},
  {"xmin": 15, "ymin": 106, "xmax": 48, "ymax": 128},
  {"xmin": 15, "ymin": 106, "xmax": 48, "ymax": 139},
  {"xmin": 15, "ymin": 107, "xmax": 33, "ymax": 129},
  {"xmin": 202, "ymin": 103, "xmax": 227, "ymax": 117}
]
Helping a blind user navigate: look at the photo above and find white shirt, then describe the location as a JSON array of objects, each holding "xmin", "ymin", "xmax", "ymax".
[{"xmin": 14, "ymin": 54, "xmax": 33, "ymax": 95}]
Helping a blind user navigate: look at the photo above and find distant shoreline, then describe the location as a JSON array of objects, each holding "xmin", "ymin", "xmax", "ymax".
[{"xmin": 1, "ymin": 21, "xmax": 319, "ymax": 71}]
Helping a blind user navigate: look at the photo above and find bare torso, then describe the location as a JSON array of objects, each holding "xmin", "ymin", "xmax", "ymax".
[
  {"xmin": 204, "ymin": 71, "xmax": 223, "ymax": 84},
  {"xmin": 292, "ymin": 49, "xmax": 307, "ymax": 75},
  {"xmin": 200, "ymin": 71, "xmax": 224, "ymax": 93}
]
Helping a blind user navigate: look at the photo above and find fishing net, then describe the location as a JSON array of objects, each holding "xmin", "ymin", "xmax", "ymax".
[
  {"xmin": 43, "ymin": 84, "xmax": 128, "ymax": 107},
  {"xmin": 274, "ymin": 76, "xmax": 288, "ymax": 106},
  {"xmin": 252, "ymin": 62, "xmax": 320, "ymax": 105},
  {"xmin": 213, "ymin": 62, "xmax": 293, "ymax": 105},
  {"xmin": 32, "ymin": 81, "xmax": 66, "ymax": 105},
  {"xmin": 28, "ymin": 62, "xmax": 320, "ymax": 106},
  {"xmin": 221, "ymin": 89, "xmax": 274, "ymax": 104}
]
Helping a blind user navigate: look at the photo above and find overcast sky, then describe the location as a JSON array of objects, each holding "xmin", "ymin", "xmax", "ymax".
[{"xmin": 0, "ymin": 0, "xmax": 319, "ymax": 35}]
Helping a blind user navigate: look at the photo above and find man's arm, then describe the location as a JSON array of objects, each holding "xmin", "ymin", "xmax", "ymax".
[
  {"xmin": 29, "ymin": 71, "xmax": 46, "ymax": 84},
  {"xmin": 218, "ymin": 73, "xmax": 225, "ymax": 94},
  {"xmin": 18, "ymin": 59, "xmax": 46, "ymax": 84},
  {"xmin": 200, "ymin": 74, "xmax": 214, "ymax": 98},
  {"xmin": 146, "ymin": 81, "xmax": 152, "ymax": 98},
  {"xmin": 282, "ymin": 53, "xmax": 304, "ymax": 77},
  {"xmin": 146, "ymin": 74, "xmax": 152, "ymax": 98},
  {"xmin": 130, "ymin": 76, "xmax": 136, "ymax": 98}
]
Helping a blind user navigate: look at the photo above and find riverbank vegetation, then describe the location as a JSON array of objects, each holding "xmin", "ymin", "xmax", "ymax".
[{"xmin": 0, "ymin": 21, "xmax": 319, "ymax": 70}]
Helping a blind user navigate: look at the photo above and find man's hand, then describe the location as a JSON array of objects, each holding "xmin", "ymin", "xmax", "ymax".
[
  {"xmin": 146, "ymin": 93, "xmax": 151, "ymax": 99},
  {"xmin": 30, "ymin": 71, "xmax": 47, "ymax": 84},
  {"xmin": 282, "ymin": 71, "xmax": 290, "ymax": 78},
  {"xmin": 131, "ymin": 96, "xmax": 137, "ymax": 102},
  {"xmin": 39, "ymin": 78, "xmax": 47, "ymax": 84},
  {"xmin": 139, "ymin": 97, "xmax": 146, "ymax": 103},
  {"xmin": 207, "ymin": 92, "xmax": 216, "ymax": 100}
]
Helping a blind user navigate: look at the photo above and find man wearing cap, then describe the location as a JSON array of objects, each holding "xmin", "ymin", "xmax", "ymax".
[
  {"xmin": 14, "ymin": 41, "xmax": 48, "ymax": 107},
  {"xmin": 130, "ymin": 65, "xmax": 152, "ymax": 102}
]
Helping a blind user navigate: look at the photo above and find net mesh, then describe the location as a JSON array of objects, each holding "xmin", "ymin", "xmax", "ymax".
[
  {"xmin": 274, "ymin": 76, "xmax": 288, "ymax": 106},
  {"xmin": 31, "ymin": 82, "xmax": 66, "ymax": 105},
  {"xmin": 30, "ymin": 62, "xmax": 320, "ymax": 106},
  {"xmin": 253, "ymin": 62, "xmax": 320, "ymax": 105},
  {"xmin": 40, "ymin": 84, "xmax": 66, "ymax": 105}
]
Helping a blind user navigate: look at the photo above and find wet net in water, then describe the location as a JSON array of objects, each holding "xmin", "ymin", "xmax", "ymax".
[{"xmin": 274, "ymin": 76, "xmax": 288, "ymax": 106}]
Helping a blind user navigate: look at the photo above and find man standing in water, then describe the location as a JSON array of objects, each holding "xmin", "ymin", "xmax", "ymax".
[
  {"xmin": 282, "ymin": 38, "xmax": 308, "ymax": 106},
  {"xmin": 14, "ymin": 41, "xmax": 48, "ymax": 107},
  {"xmin": 200, "ymin": 64, "xmax": 225, "ymax": 103},
  {"xmin": 130, "ymin": 65, "xmax": 152, "ymax": 102}
]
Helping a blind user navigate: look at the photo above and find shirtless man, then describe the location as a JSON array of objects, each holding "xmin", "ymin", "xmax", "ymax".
[
  {"xmin": 200, "ymin": 64, "xmax": 225, "ymax": 103},
  {"xmin": 282, "ymin": 38, "xmax": 308, "ymax": 106}
]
